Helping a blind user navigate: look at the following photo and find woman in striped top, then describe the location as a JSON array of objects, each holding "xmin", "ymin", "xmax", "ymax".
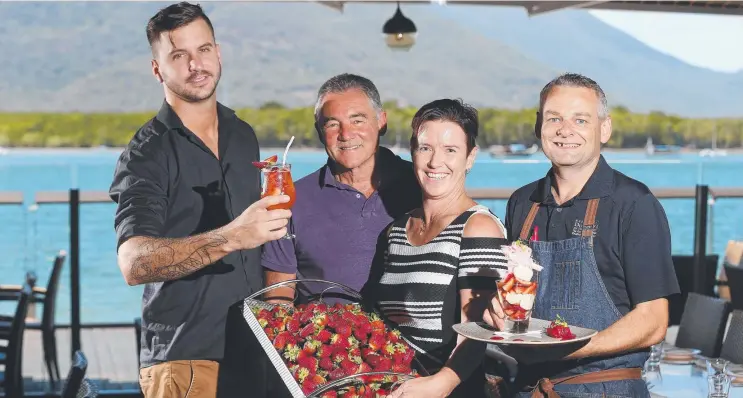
[{"xmin": 366, "ymin": 99, "xmax": 509, "ymax": 398}]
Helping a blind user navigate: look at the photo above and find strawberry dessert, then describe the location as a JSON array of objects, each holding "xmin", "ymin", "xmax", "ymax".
[
  {"xmin": 545, "ymin": 315, "xmax": 576, "ymax": 340},
  {"xmin": 496, "ymin": 241, "xmax": 543, "ymax": 329}
]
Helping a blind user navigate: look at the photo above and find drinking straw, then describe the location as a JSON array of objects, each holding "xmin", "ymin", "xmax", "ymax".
[{"xmin": 282, "ymin": 136, "xmax": 295, "ymax": 167}]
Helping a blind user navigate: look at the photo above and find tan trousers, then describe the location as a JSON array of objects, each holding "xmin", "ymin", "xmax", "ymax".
[{"xmin": 139, "ymin": 360, "xmax": 219, "ymax": 398}]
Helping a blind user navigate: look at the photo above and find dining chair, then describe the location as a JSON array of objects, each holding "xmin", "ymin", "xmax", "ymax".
[
  {"xmin": 675, "ymin": 292, "xmax": 730, "ymax": 358},
  {"xmin": 0, "ymin": 250, "xmax": 66, "ymax": 390},
  {"xmin": 0, "ymin": 282, "xmax": 32, "ymax": 397},
  {"xmin": 720, "ymin": 310, "xmax": 743, "ymax": 364}
]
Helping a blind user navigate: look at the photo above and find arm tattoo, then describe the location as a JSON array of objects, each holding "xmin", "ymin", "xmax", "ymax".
[{"xmin": 129, "ymin": 233, "xmax": 229, "ymax": 284}]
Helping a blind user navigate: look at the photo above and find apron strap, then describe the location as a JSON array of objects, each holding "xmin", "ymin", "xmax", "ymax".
[
  {"xmin": 581, "ymin": 198, "xmax": 600, "ymax": 238},
  {"xmin": 519, "ymin": 202, "xmax": 541, "ymax": 241}
]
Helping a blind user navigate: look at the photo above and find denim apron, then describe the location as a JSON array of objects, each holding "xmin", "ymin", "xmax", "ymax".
[{"xmin": 515, "ymin": 199, "xmax": 649, "ymax": 398}]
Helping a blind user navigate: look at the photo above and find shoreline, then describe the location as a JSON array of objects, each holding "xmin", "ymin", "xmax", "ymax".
[{"xmin": 2, "ymin": 146, "xmax": 743, "ymax": 154}]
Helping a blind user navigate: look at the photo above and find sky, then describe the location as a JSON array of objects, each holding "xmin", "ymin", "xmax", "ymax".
[{"xmin": 589, "ymin": 10, "xmax": 743, "ymax": 73}]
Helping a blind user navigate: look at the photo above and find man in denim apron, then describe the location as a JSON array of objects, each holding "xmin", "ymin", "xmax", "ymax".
[{"xmin": 499, "ymin": 73, "xmax": 680, "ymax": 397}]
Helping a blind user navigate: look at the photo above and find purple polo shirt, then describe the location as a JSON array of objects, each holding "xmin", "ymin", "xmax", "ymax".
[{"xmin": 261, "ymin": 147, "xmax": 421, "ymax": 294}]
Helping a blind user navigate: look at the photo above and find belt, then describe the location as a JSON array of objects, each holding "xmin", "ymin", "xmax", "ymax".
[{"xmin": 528, "ymin": 368, "xmax": 643, "ymax": 398}]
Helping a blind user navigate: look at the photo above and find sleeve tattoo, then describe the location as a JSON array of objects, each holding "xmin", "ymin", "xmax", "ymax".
[{"xmin": 129, "ymin": 233, "xmax": 229, "ymax": 284}]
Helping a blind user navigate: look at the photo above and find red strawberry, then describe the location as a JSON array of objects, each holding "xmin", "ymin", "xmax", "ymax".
[
  {"xmin": 340, "ymin": 359, "xmax": 357, "ymax": 374},
  {"xmin": 365, "ymin": 353, "xmax": 382, "ymax": 367},
  {"xmin": 313, "ymin": 313, "xmax": 329, "ymax": 328},
  {"xmin": 319, "ymin": 357, "xmax": 334, "ymax": 371},
  {"xmin": 331, "ymin": 351, "xmax": 346, "ymax": 364},
  {"xmin": 387, "ymin": 329, "xmax": 401, "ymax": 343},
  {"xmin": 252, "ymin": 155, "xmax": 278, "ymax": 169},
  {"xmin": 320, "ymin": 391, "xmax": 337, "ymax": 398},
  {"xmin": 391, "ymin": 363, "xmax": 409, "ymax": 373},
  {"xmin": 316, "ymin": 344, "xmax": 333, "ymax": 358},
  {"xmin": 304, "ymin": 339, "xmax": 322, "ymax": 355},
  {"xmin": 353, "ymin": 327, "xmax": 368, "ymax": 341},
  {"xmin": 273, "ymin": 331, "xmax": 292, "ymax": 350},
  {"xmin": 301, "ymin": 379, "xmax": 317, "ymax": 395},
  {"xmin": 330, "ymin": 333, "xmax": 350, "ymax": 350},
  {"xmin": 400, "ymin": 347, "xmax": 415, "ymax": 365},
  {"xmin": 297, "ymin": 356, "xmax": 318, "ymax": 373},
  {"xmin": 328, "ymin": 367, "xmax": 346, "ymax": 380},
  {"xmin": 335, "ymin": 321, "xmax": 352, "ymax": 338},
  {"xmin": 264, "ymin": 327, "xmax": 275, "ymax": 340},
  {"xmin": 383, "ymin": 342, "xmax": 396, "ymax": 357},
  {"xmin": 370, "ymin": 319, "xmax": 385, "ymax": 332},
  {"xmin": 373, "ymin": 357, "xmax": 392, "ymax": 372},
  {"xmin": 300, "ymin": 323, "xmax": 316, "ymax": 338},
  {"xmin": 299, "ymin": 309, "xmax": 315, "ymax": 324},
  {"xmin": 314, "ymin": 303, "xmax": 329, "ymax": 313},
  {"xmin": 286, "ymin": 318, "xmax": 300, "ymax": 334},
  {"xmin": 367, "ymin": 334, "xmax": 385, "ymax": 351},
  {"xmin": 316, "ymin": 329, "xmax": 332, "ymax": 343},
  {"xmin": 294, "ymin": 366, "xmax": 310, "ymax": 383}
]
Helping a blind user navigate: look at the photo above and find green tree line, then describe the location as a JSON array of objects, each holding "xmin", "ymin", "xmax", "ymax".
[{"xmin": 0, "ymin": 102, "xmax": 742, "ymax": 148}]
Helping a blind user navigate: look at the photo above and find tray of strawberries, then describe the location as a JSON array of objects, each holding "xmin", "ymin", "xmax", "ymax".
[
  {"xmin": 242, "ymin": 279, "xmax": 423, "ymax": 398},
  {"xmin": 452, "ymin": 315, "xmax": 597, "ymax": 346}
]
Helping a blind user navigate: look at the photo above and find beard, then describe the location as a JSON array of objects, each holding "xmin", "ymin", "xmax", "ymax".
[{"xmin": 163, "ymin": 66, "xmax": 221, "ymax": 103}]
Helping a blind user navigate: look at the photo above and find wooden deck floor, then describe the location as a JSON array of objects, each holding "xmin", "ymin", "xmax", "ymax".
[{"xmin": 21, "ymin": 327, "xmax": 140, "ymax": 393}]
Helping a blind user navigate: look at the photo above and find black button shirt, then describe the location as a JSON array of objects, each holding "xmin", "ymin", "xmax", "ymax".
[
  {"xmin": 505, "ymin": 155, "xmax": 680, "ymax": 315},
  {"xmin": 109, "ymin": 101, "xmax": 262, "ymax": 367}
]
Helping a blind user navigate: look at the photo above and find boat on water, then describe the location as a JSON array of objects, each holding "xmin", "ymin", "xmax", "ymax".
[
  {"xmin": 489, "ymin": 143, "xmax": 540, "ymax": 157},
  {"xmin": 645, "ymin": 137, "xmax": 681, "ymax": 156}
]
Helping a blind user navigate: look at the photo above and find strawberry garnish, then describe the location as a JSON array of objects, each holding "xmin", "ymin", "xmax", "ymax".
[
  {"xmin": 545, "ymin": 314, "xmax": 576, "ymax": 340},
  {"xmin": 251, "ymin": 154, "xmax": 278, "ymax": 169}
]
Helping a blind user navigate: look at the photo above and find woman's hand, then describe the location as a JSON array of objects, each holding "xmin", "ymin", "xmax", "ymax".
[
  {"xmin": 482, "ymin": 291, "xmax": 506, "ymax": 331},
  {"xmin": 386, "ymin": 368, "xmax": 460, "ymax": 398}
]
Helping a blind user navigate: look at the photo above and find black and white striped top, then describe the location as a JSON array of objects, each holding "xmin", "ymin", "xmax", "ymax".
[{"xmin": 375, "ymin": 205, "xmax": 509, "ymax": 373}]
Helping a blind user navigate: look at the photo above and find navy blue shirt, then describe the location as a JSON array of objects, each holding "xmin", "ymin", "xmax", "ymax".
[
  {"xmin": 505, "ymin": 155, "xmax": 680, "ymax": 315},
  {"xmin": 261, "ymin": 147, "xmax": 421, "ymax": 294}
]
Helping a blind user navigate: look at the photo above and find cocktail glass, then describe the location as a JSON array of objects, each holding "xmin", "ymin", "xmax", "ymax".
[
  {"xmin": 261, "ymin": 164, "xmax": 296, "ymax": 239},
  {"xmin": 496, "ymin": 268, "xmax": 538, "ymax": 333}
]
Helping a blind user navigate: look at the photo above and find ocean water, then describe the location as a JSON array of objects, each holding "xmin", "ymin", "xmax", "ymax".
[{"xmin": 0, "ymin": 148, "xmax": 742, "ymax": 324}]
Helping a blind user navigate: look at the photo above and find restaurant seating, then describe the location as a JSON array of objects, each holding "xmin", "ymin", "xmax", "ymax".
[
  {"xmin": 675, "ymin": 292, "xmax": 730, "ymax": 358},
  {"xmin": 669, "ymin": 254, "xmax": 719, "ymax": 325},
  {"xmin": 0, "ymin": 250, "xmax": 66, "ymax": 390},
  {"xmin": 720, "ymin": 309, "xmax": 743, "ymax": 365},
  {"xmin": 0, "ymin": 282, "xmax": 32, "ymax": 397},
  {"xmin": 61, "ymin": 350, "xmax": 98, "ymax": 398},
  {"xmin": 725, "ymin": 264, "xmax": 743, "ymax": 311}
]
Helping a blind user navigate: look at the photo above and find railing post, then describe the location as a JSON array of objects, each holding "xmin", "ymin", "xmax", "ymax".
[
  {"xmin": 70, "ymin": 189, "xmax": 81, "ymax": 356},
  {"xmin": 693, "ymin": 185, "xmax": 709, "ymax": 295}
]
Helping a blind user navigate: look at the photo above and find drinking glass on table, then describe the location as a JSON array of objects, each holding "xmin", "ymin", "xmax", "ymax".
[
  {"xmin": 261, "ymin": 164, "xmax": 296, "ymax": 239},
  {"xmin": 708, "ymin": 358, "xmax": 730, "ymax": 375},
  {"xmin": 646, "ymin": 342, "xmax": 664, "ymax": 370},
  {"xmin": 708, "ymin": 372, "xmax": 731, "ymax": 398}
]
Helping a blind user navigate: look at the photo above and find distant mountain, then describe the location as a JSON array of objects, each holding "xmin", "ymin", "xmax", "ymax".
[{"xmin": 0, "ymin": 2, "xmax": 741, "ymax": 117}]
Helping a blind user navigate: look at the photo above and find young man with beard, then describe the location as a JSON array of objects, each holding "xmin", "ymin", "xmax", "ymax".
[{"xmin": 109, "ymin": 3, "xmax": 291, "ymax": 397}]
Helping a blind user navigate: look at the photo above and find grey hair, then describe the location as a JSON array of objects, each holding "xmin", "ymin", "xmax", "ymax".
[
  {"xmin": 313, "ymin": 73, "xmax": 383, "ymax": 122},
  {"xmin": 539, "ymin": 73, "xmax": 609, "ymax": 119}
]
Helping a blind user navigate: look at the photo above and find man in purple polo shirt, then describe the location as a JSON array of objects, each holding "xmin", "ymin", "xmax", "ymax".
[{"xmin": 261, "ymin": 73, "xmax": 420, "ymax": 299}]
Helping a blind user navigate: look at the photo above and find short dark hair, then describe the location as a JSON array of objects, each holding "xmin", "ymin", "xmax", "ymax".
[
  {"xmin": 146, "ymin": 2, "xmax": 215, "ymax": 49},
  {"xmin": 410, "ymin": 99, "xmax": 478, "ymax": 153},
  {"xmin": 539, "ymin": 73, "xmax": 608, "ymax": 119}
]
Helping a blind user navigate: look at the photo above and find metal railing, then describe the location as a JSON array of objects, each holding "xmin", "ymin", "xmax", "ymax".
[{"xmin": 2, "ymin": 185, "xmax": 743, "ymax": 360}]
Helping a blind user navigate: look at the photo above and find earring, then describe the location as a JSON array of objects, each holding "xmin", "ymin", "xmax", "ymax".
[{"xmin": 465, "ymin": 169, "xmax": 471, "ymax": 175}]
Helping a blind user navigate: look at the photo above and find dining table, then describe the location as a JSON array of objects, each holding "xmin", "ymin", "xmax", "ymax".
[{"xmin": 647, "ymin": 362, "xmax": 743, "ymax": 397}]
